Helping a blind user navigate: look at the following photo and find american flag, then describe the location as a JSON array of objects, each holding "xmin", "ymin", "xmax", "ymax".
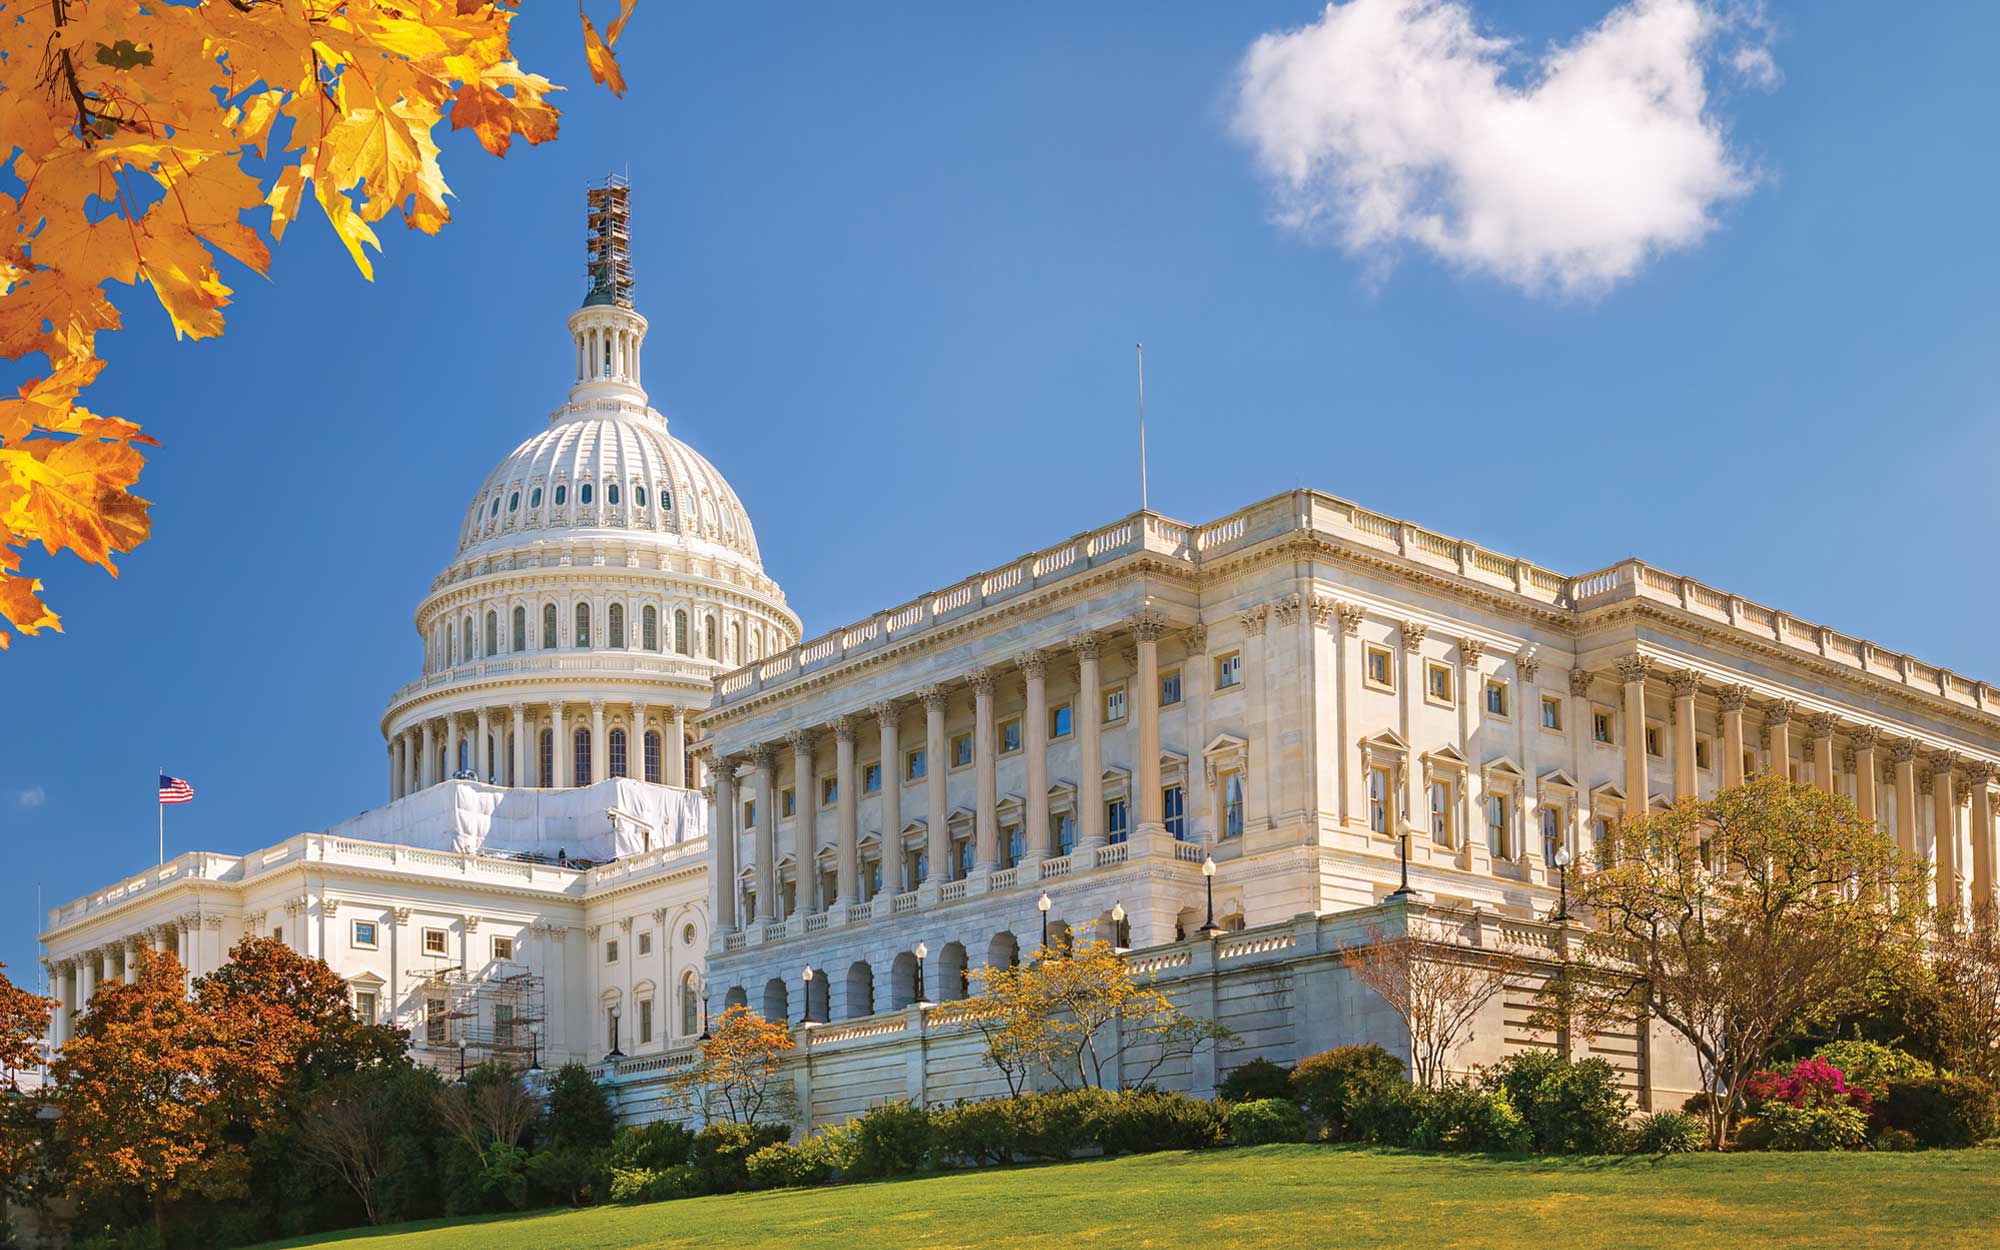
[{"xmin": 158, "ymin": 774, "xmax": 195, "ymax": 805}]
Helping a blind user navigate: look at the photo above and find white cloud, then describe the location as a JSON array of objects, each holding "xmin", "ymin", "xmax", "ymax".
[
  {"xmin": 1231, "ymin": 0, "xmax": 1776, "ymax": 297},
  {"xmin": 14, "ymin": 785, "xmax": 45, "ymax": 810}
]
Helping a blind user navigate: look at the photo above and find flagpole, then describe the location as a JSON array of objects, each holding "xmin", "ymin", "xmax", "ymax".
[
  {"xmin": 1135, "ymin": 342, "xmax": 1148, "ymax": 513},
  {"xmin": 159, "ymin": 764, "xmax": 165, "ymax": 865}
]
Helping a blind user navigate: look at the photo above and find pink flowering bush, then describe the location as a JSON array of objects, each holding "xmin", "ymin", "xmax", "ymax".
[
  {"xmin": 1744, "ymin": 1058, "xmax": 1873, "ymax": 1114},
  {"xmin": 1738, "ymin": 1058, "xmax": 1874, "ymax": 1151}
]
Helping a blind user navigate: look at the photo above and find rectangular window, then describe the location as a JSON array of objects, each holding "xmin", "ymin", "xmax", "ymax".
[
  {"xmin": 1429, "ymin": 778, "xmax": 1454, "ymax": 847},
  {"xmin": 1222, "ymin": 772, "xmax": 1245, "ymax": 838},
  {"xmin": 272, "ymin": 926, "xmax": 283, "ymax": 947},
  {"xmin": 1161, "ymin": 669, "xmax": 1183, "ymax": 707},
  {"xmin": 951, "ymin": 733, "xmax": 974, "ymax": 768},
  {"xmin": 353, "ymin": 990, "xmax": 377, "ymax": 1024},
  {"xmin": 1000, "ymin": 718, "xmax": 1023, "ymax": 754},
  {"xmin": 1103, "ymin": 686, "xmax": 1128, "ymax": 723},
  {"xmin": 1050, "ymin": 703, "xmax": 1073, "ymax": 738},
  {"xmin": 782, "ymin": 787, "xmax": 796, "ymax": 818},
  {"xmin": 426, "ymin": 996, "xmax": 448, "ymax": 1045},
  {"xmin": 1004, "ymin": 826, "xmax": 1024, "ymax": 867},
  {"xmin": 1365, "ymin": 645, "xmax": 1394, "ymax": 689},
  {"xmin": 906, "ymin": 748, "xmax": 927, "ymax": 782},
  {"xmin": 1592, "ymin": 816, "xmax": 1617, "ymax": 868},
  {"xmin": 1593, "ymin": 710, "xmax": 1614, "ymax": 745},
  {"xmin": 863, "ymin": 762, "xmax": 882, "ymax": 793},
  {"xmin": 496, "ymin": 1002, "xmax": 516, "ymax": 1043},
  {"xmin": 1485, "ymin": 680, "xmax": 1509, "ymax": 718},
  {"xmin": 1368, "ymin": 765, "xmax": 1394, "ymax": 835},
  {"xmin": 1426, "ymin": 662, "xmax": 1454, "ymax": 705},
  {"xmin": 1163, "ymin": 785, "xmax": 1187, "ymax": 840},
  {"xmin": 1106, "ymin": 798, "xmax": 1129, "ymax": 844},
  {"xmin": 422, "ymin": 928, "xmax": 447, "ymax": 956},
  {"xmin": 742, "ymin": 799, "xmax": 756, "ymax": 828},
  {"xmin": 821, "ymin": 776, "xmax": 838, "ymax": 806},
  {"xmin": 1056, "ymin": 811, "xmax": 1077, "ymax": 856},
  {"xmin": 605, "ymin": 939, "xmax": 619, "ymax": 964},
  {"xmin": 639, "ymin": 999, "xmax": 654, "ymax": 1045},
  {"xmin": 1645, "ymin": 725, "xmax": 1663, "ymax": 758},
  {"xmin": 351, "ymin": 920, "xmax": 378, "ymax": 950},
  {"xmin": 637, "ymin": 931, "xmax": 652, "ymax": 956},
  {"xmin": 1695, "ymin": 737, "xmax": 1713, "ymax": 770},
  {"xmin": 1215, "ymin": 652, "xmax": 1243, "ymax": 691},
  {"xmin": 492, "ymin": 935, "xmax": 515, "ymax": 962},
  {"xmin": 1541, "ymin": 805, "xmax": 1563, "ymax": 866},
  {"xmin": 1487, "ymin": 794, "xmax": 1510, "ymax": 859},
  {"xmin": 1541, "ymin": 695, "xmax": 1563, "ymax": 731}
]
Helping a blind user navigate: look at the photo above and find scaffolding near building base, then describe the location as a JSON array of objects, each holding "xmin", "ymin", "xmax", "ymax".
[{"xmin": 415, "ymin": 961, "xmax": 547, "ymax": 1073}]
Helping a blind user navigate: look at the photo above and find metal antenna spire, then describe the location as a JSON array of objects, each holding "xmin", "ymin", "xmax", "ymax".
[{"xmin": 1136, "ymin": 342, "xmax": 1148, "ymax": 513}]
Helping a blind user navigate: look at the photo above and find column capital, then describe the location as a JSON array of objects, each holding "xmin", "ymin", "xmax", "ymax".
[
  {"xmin": 1514, "ymin": 649, "xmax": 1540, "ymax": 681},
  {"xmin": 785, "ymin": 728, "xmax": 817, "ymax": 755},
  {"xmin": 1568, "ymin": 668, "xmax": 1593, "ymax": 697},
  {"xmin": 1849, "ymin": 725, "xmax": 1879, "ymax": 752},
  {"xmin": 873, "ymin": 699, "xmax": 901, "ymax": 727},
  {"xmin": 1336, "ymin": 601, "xmax": 1366, "ymax": 636},
  {"xmin": 1667, "ymin": 668, "xmax": 1701, "ymax": 699},
  {"xmin": 1927, "ymin": 747, "xmax": 1961, "ymax": 775},
  {"xmin": 1132, "ymin": 610, "xmax": 1168, "ymax": 642},
  {"xmin": 1890, "ymin": 737, "xmax": 1920, "ymax": 765},
  {"xmin": 1073, "ymin": 631, "xmax": 1103, "ymax": 661},
  {"xmin": 1015, "ymin": 650, "xmax": 1048, "ymax": 679},
  {"xmin": 1307, "ymin": 597, "xmax": 1336, "ymax": 630},
  {"xmin": 1715, "ymin": 683, "xmax": 1750, "ymax": 712},
  {"xmin": 590, "ymin": 698, "xmax": 606, "ymax": 715},
  {"xmin": 1240, "ymin": 604, "xmax": 1271, "ymax": 636},
  {"xmin": 1272, "ymin": 594, "xmax": 1302, "ymax": 628},
  {"xmin": 917, "ymin": 684, "xmax": 950, "ymax": 714},
  {"xmin": 968, "ymin": 667, "xmax": 996, "ymax": 697},
  {"xmin": 749, "ymin": 744, "xmax": 776, "ymax": 770},
  {"xmin": 509, "ymin": 701, "xmax": 524, "ymax": 716},
  {"xmin": 1457, "ymin": 636, "xmax": 1485, "ymax": 668},
  {"xmin": 1764, "ymin": 698, "xmax": 1795, "ymax": 728},
  {"xmin": 1805, "ymin": 712, "xmax": 1838, "ymax": 742},
  {"xmin": 1966, "ymin": 760, "xmax": 1995, "ymax": 787},
  {"xmin": 1399, "ymin": 619, "xmax": 1428, "ymax": 649},
  {"xmin": 833, "ymin": 714, "xmax": 858, "ymax": 743},
  {"xmin": 1614, "ymin": 654, "xmax": 1651, "ymax": 685}
]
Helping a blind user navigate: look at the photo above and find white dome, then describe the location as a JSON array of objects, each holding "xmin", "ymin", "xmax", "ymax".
[{"xmin": 457, "ymin": 406, "xmax": 764, "ymax": 570}]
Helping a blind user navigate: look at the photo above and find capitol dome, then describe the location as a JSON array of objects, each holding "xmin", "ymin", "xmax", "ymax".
[{"xmin": 380, "ymin": 178, "xmax": 798, "ymax": 799}]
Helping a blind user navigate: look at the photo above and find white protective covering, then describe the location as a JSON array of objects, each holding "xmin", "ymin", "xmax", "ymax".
[{"xmin": 320, "ymin": 778, "xmax": 705, "ymax": 862}]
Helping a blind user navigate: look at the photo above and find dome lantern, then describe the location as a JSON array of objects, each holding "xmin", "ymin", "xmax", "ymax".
[{"xmin": 569, "ymin": 173, "xmax": 648, "ymax": 409}]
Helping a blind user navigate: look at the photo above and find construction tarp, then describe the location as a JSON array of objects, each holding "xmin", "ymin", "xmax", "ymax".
[{"xmin": 318, "ymin": 778, "xmax": 705, "ymax": 862}]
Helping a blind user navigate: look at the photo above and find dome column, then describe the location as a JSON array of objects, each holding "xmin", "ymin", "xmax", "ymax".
[
  {"xmin": 551, "ymin": 701, "xmax": 569, "ymax": 787},
  {"xmin": 420, "ymin": 720, "xmax": 436, "ymax": 788},
  {"xmin": 387, "ymin": 741, "xmax": 399, "ymax": 802},
  {"xmin": 404, "ymin": 728, "xmax": 419, "ymax": 795},
  {"xmin": 511, "ymin": 704, "xmax": 527, "ymax": 788},
  {"xmin": 445, "ymin": 715, "xmax": 462, "ymax": 782},
  {"xmin": 668, "ymin": 707, "xmax": 687, "ymax": 787},
  {"xmin": 590, "ymin": 701, "xmax": 607, "ymax": 786},
  {"xmin": 633, "ymin": 701, "xmax": 650, "ymax": 781},
  {"xmin": 477, "ymin": 708, "xmax": 493, "ymax": 783}
]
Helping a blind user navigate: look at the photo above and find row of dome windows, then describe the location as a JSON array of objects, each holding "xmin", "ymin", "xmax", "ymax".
[
  {"xmin": 429, "ymin": 603, "xmax": 785, "ymax": 671},
  {"xmin": 486, "ymin": 482, "xmax": 670, "ymax": 519}
]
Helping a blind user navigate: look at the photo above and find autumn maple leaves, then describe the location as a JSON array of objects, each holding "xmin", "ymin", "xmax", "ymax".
[{"xmin": 0, "ymin": 0, "xmax": 638, "ymax": 649}]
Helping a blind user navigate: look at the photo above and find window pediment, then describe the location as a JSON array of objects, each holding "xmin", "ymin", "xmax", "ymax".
[{"xmin": 1539, "ymin": 768, "xmax": 1579, "ymax": 791}]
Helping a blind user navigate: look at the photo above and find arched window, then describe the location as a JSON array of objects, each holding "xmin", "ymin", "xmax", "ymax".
[
  {"xmin": 680, "ymin": 972, "xmax": 700, "ymax": 1036},
  {"xmin": 484, "ymin": 610, "xmax": 498, "ymax": 657},
  {"xmin": 729, "ymin": 620, "xmax": 742, "ymax": 664},
  {"xmin": 574, "ymin": 603, "xmax": 590, "ymax": 648},
  {"xmin": 530, "ymin": 486, "xmax": 542, "ymax": 508},
  {"xmin": 554, "ymin": 484, "xmax": 566, "ymax": 506},
  {"xmin": 674, "ymin": 609, "xmax": 689, "ymax": 655},
  {"xmin": 542, "ymin": 603, "xmax": 557, "ymax": 649},
  {"xmin": 705, "ymin": 614, "xmax": 719, "ymax": 660},
  {"xmin": 538, "ymin": 729, "xmax": 554, "ymax": 787},
  {"xmin": 580, "ymin": 483, "xmax": 594, "ymax": 506},
  {"xmin": 748, "ymin": 632, "xmax": 760, "ymax": 662},
  {"xmin": 607, "ymin": 482, "xmax": 620, "ymax": 506},
  {"xmin": 573, "ymin": 727, "xmax": 593, "ymax": 786},
  {"xmin": 642, "ymin": 605, "xmax": 659, "ymax": 651},
  {"xmin": 512, "ymin": 605, "xmax": 526, "ymax": 652},
  {"xmin": 461, "ymin": 617, "xmax": 472, "ymax": 660},
  {"xmin": 644, "ymin": 731, "xmax": 662, "ymax": 783},
  {"xmin": 490, "ymin": 497, "xmax": 500, "ymax": 517},
  {"xmin": 508, "ymin": 491, "xmax": 519, "ymax": 513},
  {"xmin": 608, "ymin": 603, "xmax": 625, "ymax": 649},
  {"xmin": 661, "ymin": 488, "xmax": 674, "ymax": 511},
  {"xmin": 447, "ymin": 631, "xmax": 456, "ymax": 667},
  {"xmin": 635, "ymin": 486, "xmax": 647, "ymax": 508},
  {"xmin": 609, "ymin": 728, "xmax": 628, "ymax": 778}
]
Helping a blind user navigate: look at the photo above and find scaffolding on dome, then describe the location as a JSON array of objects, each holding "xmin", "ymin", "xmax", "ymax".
[
  {"xmin": 415, "ymin": 958, "xmax": 548, "ymax": 1073},
  {"xmin": 584, "ymin": 172, "xmax": 634, "ymax": 308}
]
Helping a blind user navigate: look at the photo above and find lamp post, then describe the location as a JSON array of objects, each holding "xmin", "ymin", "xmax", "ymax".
[
  {"xmin": 1197, "ymin": 855, "xmax": 1220, "ymax": 937},
  {"xmin": 801, "ymin": 964, "xmax": 814, "ymax": 1026},
  {"xmin": 1110, "ymin": 902, "xmax": 1127, "ymax": 951},
  {"xmin": 1037, "ymin": 891, "xmax": 1052, "ymax": 950},
  {"xmin": 526, "ymin": 1020, "xmax": 541, "ymax": 1071},
  {"xmin": 914, "ymin": 942, "xmax": 928, "ymax": 1005},
  {"xmin": 456, "ymin": 1038, "xmax": 467, "ymax": 1081},
  {"xmin": 606, "ymin": 1007, "xmax": 624, "ymax": 1062},
  {"xmin": 1552, "ymin": 847, "xmax": 1574, "ymax": 923},
  {"xmin": 698, "ymin": 973, "xmax": 711, "ymax": 1041},
  {"xmin": 1384, "ymin": 825, "xmax": 1418, "ymax": 902}
]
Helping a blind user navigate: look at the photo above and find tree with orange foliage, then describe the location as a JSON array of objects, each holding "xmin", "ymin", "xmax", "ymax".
[
  {"xmin": 669, "ymin": 1003, "xmax": 797, "ymax": 1126},
  {"xmin": 52, "ymin": 949, "xmax": 233, "ymax": 1243},
  {"xmin": 0, "ymin": 962, "xmax": 53, "ymax": 1205},
  {"xmin": 0, "ymin": 0, "xmax": 640, "ymax": 649}
]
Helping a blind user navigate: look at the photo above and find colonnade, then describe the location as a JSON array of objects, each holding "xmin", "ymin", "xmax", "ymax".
[
  {"xmin": 388, "ymin": 701, "xmax": 693, "ymax": 799},
  {"xmin": 43, "ymin": 915, "xmax": 216, "ymax": 1045}
]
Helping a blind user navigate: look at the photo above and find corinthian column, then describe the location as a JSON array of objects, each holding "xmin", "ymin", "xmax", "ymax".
[
  {"xmin": 420, "ymin": 720, "xmax": 437, "ymax": 788},
  {"xmin": 1669, "ymin": 670, "xmax": 1699, "ymax": 800},
  {"xmin": 1075, "ymin": 636, "xmax": 1105, "ymax": 850},
  {"xmin": 1970, "ymin": 764, "xmax": 1996, "ymax": 920},
  {"xmin": 1766, "ymin": 699, "xmax": 1794, "ymax": 782},
  {"xmin": 1891, "ymin": 738, "xmax": 1919, "ymax": 861},
  {"xmin": 712, "ymin": 764, "xmax": 737, "ymax": 930},
  {"xmin": 551, "ymin": 701, "xmax": 569, "ymax": 787},
  {"xmin": 1135, "ymin": 615, "xmax": 1166, "ymax": 831},
  {"xmin": 510, "ymin": 703, "xmax": 526, "ymax": 788},
  {"xmin": 921, "ymin": 686, "xmax": 950, "ymax": 888},
  {"xmin": 1717, "ymin": 685, "xmax": 1748, "ymax": 789},
  {"xmin": 1932, "ymin": 752, "xmax": 1961, "ymax": 914},
  {"xmin": 788, "ymin": 730, "xmax": 818, "ymax": 912},
  {"xmin": 668, "ymin": 706, "xmax": 688, "ymax": 787},
  {"xmin": 835, "ymin": 716, "xmax": 859, "ymax": 905},
  {"xmin": 972, "ymin": 669, "xmax": 998, "ymax": 872},
  {"xmin": 1018, "ymin": 653, "xmax": 1050, "ymax": 861},
  {"xmin": 590, "ymin": 700, "xmax": 607, "ymax": 786},
  {"xmin": 477, "ymin": 708, "xmax": 493, "ymax": 782},
  {"xmin": 445, "ymin": 715, "xmax": 461, "ymax": 781},
  {"xmin": 1616, "ymin": 655, "xmax": 1651, "ymax": 819},
  {"xmin": 875, "ymin": 701, "xmax": 904, "ymax": 889},
  {"xmin": 1807, "ymin": 713, "xmax": 1837, "ymax": 795},
  {"xmin": 752, "ymin": 746, "xmax": 777, "ymax": 922}
]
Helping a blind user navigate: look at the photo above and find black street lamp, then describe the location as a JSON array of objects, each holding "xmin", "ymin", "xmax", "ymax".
[
  {"xmin": 1111, "ymin": 902, "xmax": 1128, "ymax": 951},
  {"xmin": 801, "ymin": 964, "xmax": 814, "ymax": 1026},
  {"xmin": 606, "ymin": 1007, "xmax": 624, "ymax": 1062},
  {"xmin": 914, "ymin": 942, "xmax": 928, "ymax": 1005},
  {"xmin": 1037, "ymin": 891, "xmax": 1052, "ymax": 949},
  {"xmin": 1385, "ymin": 826, "xmax": 1417, "ymax": 902},
  {"xmin": 1197, "ymin": 855, "xmax": 1221, "ymax": 938},
  {"xmin": 456, "ymin": 1038, "xmax": 467, "ymax": 1081},
  {"xmin": 1552, "ymin": 847, "xmax": 1574, "ymax": 922},
  {"xmin": 698, "ymin": 973, "xmax": 711, "ymax": 1040},
  {"xmin": 526, "ymin": 1021, "xmax": 542, "ymax": 1071}
]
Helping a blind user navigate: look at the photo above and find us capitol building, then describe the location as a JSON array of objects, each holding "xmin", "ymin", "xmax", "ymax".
[{"xmin": 39, "ymin": 184, "xmax": 2000, "ymax": 1124}]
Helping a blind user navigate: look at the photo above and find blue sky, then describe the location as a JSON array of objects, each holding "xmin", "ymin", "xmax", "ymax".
[{"xmin": 5, "ymin": 2, "xmax": 1997, "ymax": 980}]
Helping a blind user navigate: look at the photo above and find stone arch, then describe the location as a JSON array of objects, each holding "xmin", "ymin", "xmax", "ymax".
[
  {"xmin": 888, "ymin": 950, "xmax": 920, "ymax": 1010},
  {"xmin": 938, "ymin": 940, "xmax": 970, "ymax": 1002},
  {"xmin": 986, "ymin": 930, "xmax": 1020, "ymax": 972},
  {"xmin": 760, "ymin": 977, "xmax": 790, "ymax": 1025},
  {"xmin": 843, "ymin": 961, "xmax": 874, "ymax": 1020},
  {"xmin": 804, "ymin": 967, "xmax": 831, "ymax": 1023},
  {"xmin": 723, "ymin": 984, "xmax": 748, "ymax": 1011}
]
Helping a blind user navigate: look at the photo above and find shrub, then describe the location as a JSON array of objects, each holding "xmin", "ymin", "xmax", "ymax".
[
  {"xmin": 1745, "ymin": 1058, "xmax": 1872, "ymax": 1116},
  {"xmin": 1874, "ymin": 1127, "xmax": 1918, "ymax": 1151},
  {"xmin": 1409, "ymin": 1084, "xmax": 1530, "ymax": 1154},
  {"xmin": 800, "ymin": 1118, "xmax": 863, "ymax": 1176},
  {"xmin": 689, "ymin": 1121, "xmax": 791, "ymax": 1194},
  {"xmin": 605, "ymin": 1120, "xmax": 696, "ymax": 1173},
  {"xmin": 746, "ymin": 1142, "xmax": 832, "ymax": 1190},
  {"xmin": 848, "ymin": 1101, "xmax": 935, "ymax": 1179},
  {"xmin": 1292, "ymin": 1045, "xmax": 1407, "ymax": 1140},
  {"xmin": 1758, "ymin": 1101, "xmax": 1870, "ymax": 1151},
  {"xmin": 1226, "ymin": 1097, "xmax": 1313, "ymax": 1146},
  {"xmin": 541, "ymin": 1062, "xmax": 617, "ymax": 1151},
  {"xmin": 929, "ymin": 1098, "xmax": 1015, "ymax": 1167},
  {"xmin": 606, "ymin": 1164, "xmax": 699, "ymax": 1203},
  {"xmin": 1877, "ymin": 1075, "xmax": 1999, "ymax": 1149},
  {"xmin": 1480, "ymin": 1051, "xmax": 1631, "ymax": 1155},
  {"xmin": 1630, "ymin": 1111, "xmax": 1704, "ymax": 1155},
  {"xmin": 1812, "ymin": 1040, "xmax": 1935, "ymax": 1090},
  {"xmin": 524, "ymin": 1145, "xmax": 604, "ymax": 1207},
  {"xmin": 1219, "ymin": 1058, "xmax": 1296, "ymax": 1104},
  {"xmin": 1099, "ymin": 1089, "xmax": 1229, "ymax": 1154},
  {"xmin": 1350, "ymin": 1077, "xmax": 1429, "ymax": 1147},
  {"xmin": 1007, "ymin": 1089, "xmax": 1117, "ymax": 1161}
]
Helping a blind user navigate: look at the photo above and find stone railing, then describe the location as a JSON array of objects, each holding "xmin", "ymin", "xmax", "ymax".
[
  {"xmin": 388, "ymin": 649, "xmax": 715, "ymax": 709},
  {"xmin": 44, "ymin": 852, "xmax": 243, "ymax": 932}
]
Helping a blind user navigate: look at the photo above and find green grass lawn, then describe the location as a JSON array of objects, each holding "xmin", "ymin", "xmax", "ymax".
[{"xmin": 255, "ymin": 1146, "xmax": 2000, "ymax": 1250}]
